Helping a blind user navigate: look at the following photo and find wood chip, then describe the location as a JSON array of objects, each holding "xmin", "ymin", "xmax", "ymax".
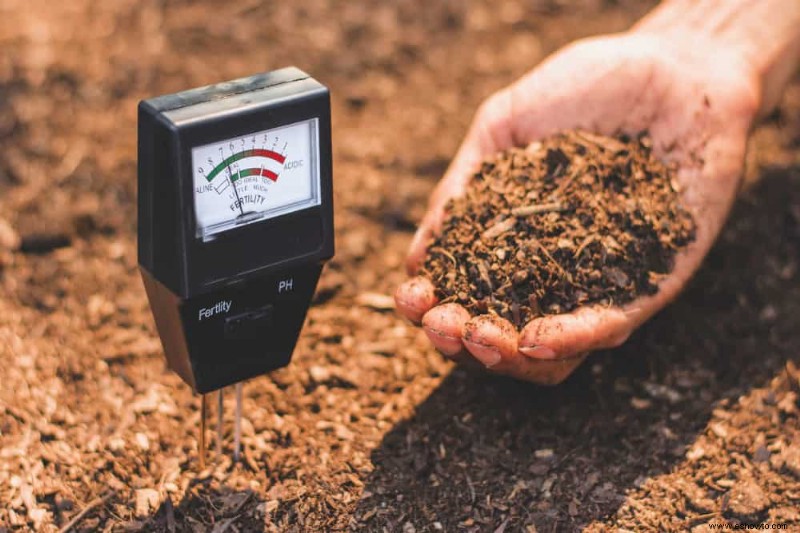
[{"xmin": 356, "ymin": 292, "xmax": 396, "ymax": 310}]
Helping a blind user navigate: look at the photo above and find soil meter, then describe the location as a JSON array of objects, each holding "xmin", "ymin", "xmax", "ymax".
[{"xmin": 138, "ymin": 68, "xmax": 333, "ymax": 463}]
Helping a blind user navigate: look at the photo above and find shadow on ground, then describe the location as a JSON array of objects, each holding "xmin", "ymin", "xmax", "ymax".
[
  {"xmin": 142, "ymin": 482, "xmax": 262, "ymax": 532},
  {"xmin": 353, "ymin": 165, "xmax": 800, "ymax": 532}
]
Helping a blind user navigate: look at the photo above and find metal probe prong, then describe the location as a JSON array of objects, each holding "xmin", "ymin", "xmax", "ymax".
[
  {"xmin": 199, "ymin": 393, "xmax": 207, "ymax": 469},
  {"xmin": 234, "ymin": 383, "xmax": 243, "ymax": 463},
  {"xmin": 217, "ymin": 388, "xmax": 224, "ymax": 455}
]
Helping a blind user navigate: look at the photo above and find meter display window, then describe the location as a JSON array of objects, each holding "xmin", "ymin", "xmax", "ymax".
[{"xmin": 191, "ymin": 118, "xmax": 320, "ymax": 240}]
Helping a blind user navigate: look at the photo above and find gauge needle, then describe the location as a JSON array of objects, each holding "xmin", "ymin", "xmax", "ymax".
[{"xmin": 227, "ymin": 167, "xmax": 244, "ymax": 216}]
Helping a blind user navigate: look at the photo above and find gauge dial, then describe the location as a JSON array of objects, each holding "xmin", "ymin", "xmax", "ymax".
[{"xmin": 191, "ymin": 118, "xmax": 320, "ymax": 240}]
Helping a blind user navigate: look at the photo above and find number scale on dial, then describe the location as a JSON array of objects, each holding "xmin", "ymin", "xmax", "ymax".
[{"xmin": 192, "ymin": 118, "xmax": 321, "ymax": 240}]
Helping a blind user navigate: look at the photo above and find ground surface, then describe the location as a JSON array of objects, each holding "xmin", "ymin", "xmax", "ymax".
[{"xmin": 0, "ymin": 1, "xmax": 799, "ymax": 531}]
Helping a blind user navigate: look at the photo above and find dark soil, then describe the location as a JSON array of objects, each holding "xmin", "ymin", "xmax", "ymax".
[
  {"xmin": 421, "ymin": 131, "xmax": 696, "ymax": 327},
  {"xmin": 1, "ymin": 1, "xmax": 799, "ymax": 532}
]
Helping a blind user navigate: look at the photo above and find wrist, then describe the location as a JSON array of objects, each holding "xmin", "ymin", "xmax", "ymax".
[{"xmin": 632, "ymin": 0, "xmax": 800, "ymax": 119}]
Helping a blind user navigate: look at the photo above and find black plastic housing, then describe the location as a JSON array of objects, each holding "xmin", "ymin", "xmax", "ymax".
[
  {"xmin": 137, "ymin": 68, "xmax": 334, "ymax": 393},
  {"xmin": 138, "ymin": 67, "xmax": 334, "ymax": 298}
]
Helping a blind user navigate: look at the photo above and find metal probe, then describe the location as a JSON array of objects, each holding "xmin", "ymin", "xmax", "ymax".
[
  {"xmin": 199, "ymin": 393, "xmax": 207, "ymax": 469},
  {"xmin": 234, "ymin": 383, "xmax": 243, "ymax": 462},
  {"xmin": 217, "ymin": 389, "xmax": 224, "ymax": 455}
]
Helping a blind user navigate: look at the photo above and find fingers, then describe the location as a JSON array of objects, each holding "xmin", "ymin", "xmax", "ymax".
[
  {"xmin": 462, "ymin": 314, "xmax": 519, "ymax": 368},
  {"xmin": 406, "ymin": 88, "xmax": 516, "ymax": 274},
  {"xmin": 401, "ymin": 291, "xmax": 587, "ymax": 385},
  {"xmin": 421, "ymin": 303, "xmax": 471, "ymax": 358},
  {"xmin": 394, "ymin": 276, "xmax": 438, "ymax": 324},
  {"xmin": 418, "ymin": 301, "xmax": 590, "ymax": 386},
  {"xmin": 518, "ymin": 305, "xmax": 635, "ymax": 360},
  {"xmin": 459, "ymin": 314, "xmax": 590, "ymax": 385}
]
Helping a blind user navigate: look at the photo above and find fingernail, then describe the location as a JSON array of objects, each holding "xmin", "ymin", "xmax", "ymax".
[
  {"xmin": 396, "ymin": 297, "xmax": 423, "ymax": 313},
  {"xmin": 463, "ymin": 340, "xmax": 502, "ymax": 367},
  {"xmin": 395, "ymin": 300, "xmax": 424, "ymax": 324},
  {"xmin": 424, "ymin": 329, "xmax": 463, "ymax": 357},
  {"xmin": 438, "ymin": 346, "xmax": 463, "ymax": 358},
  {"xmin": 519, "ymin": 345, "xmax": 557, "ymax": 359}
]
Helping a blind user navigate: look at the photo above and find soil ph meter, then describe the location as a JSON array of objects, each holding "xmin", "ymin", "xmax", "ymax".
[{"xmin": 138, "ymin": 67, "xmax": 333, "ymax": 464}]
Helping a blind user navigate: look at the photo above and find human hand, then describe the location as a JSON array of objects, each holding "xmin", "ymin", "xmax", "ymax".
[{"xmin": 395, "ymin": 28, "xmax": 761, "ymax": 384}]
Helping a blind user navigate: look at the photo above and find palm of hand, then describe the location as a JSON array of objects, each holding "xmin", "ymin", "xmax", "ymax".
[{"xmin": 396, "ymin": 32, "xmax": 759, "ymax": 383}]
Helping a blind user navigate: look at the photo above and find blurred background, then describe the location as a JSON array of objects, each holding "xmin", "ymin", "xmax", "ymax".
[{"xmin": 0, "ymin": 1, "xmax": 798, "ymax": 531}]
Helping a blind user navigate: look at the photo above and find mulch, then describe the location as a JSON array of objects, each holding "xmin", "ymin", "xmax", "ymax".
[{"xmin": 1, "ymin": 0, "xmax": 799, "ymax": 531}]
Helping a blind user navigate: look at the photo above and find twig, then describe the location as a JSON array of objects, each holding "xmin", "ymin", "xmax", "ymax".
[
  {"xmin": 430, "ymin": 246, "xmax": 457, "ymax": 266},
  {"xmin": 785, "ymin": 361, "xmax": 800, "ymax": 392},
  {"xmin": 465, "ymin": 473, "xmax": 476, "ymax": 504},
  {"xmin": 511, "ymin": 202, "xmax": 564, "ymax": 217},
  {"xmin": 481, "ymin": 217, "xmax": 515, "ymax": 240},
  {"xmin": 527, "ymin": 238, "xmax": 573, "ymax": 283},
  {"xmin": 573, "ymin": 234, "xmax": 597, "ymax": 259},
  {"xmin": 548, "ymin": 169, "xmax": 581, "ymax": 200},
  {"xmin": 165, "ymin": 496, "xmax": 176, "ymax": 533},
  {"xmin": 683, "ymin": 511, "xmax": 720, "ymax": 528},
  {"xmin": 59, "ymin": 491, "xmax": 113, "ymax": 533},
  {"xmin": 477, "ymin": 260, "xmax": 494, "ymax": 291},
  {"xmin": 574, "ymin": 130, "xmax": 626, "ymax": 153},
  {"xmin": 211, "ymin": 517, "xmax": 236, "ymax": 533}
]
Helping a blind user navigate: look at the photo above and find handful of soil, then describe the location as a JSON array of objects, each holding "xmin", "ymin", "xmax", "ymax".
[{"xmin": 420, "ymin": 130, "xmax": 696, "ymax": 328}]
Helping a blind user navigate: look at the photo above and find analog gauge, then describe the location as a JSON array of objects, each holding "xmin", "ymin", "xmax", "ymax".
[{"xmin": 192, "ymin": 118, "xmax": 320, "ymax": 240}]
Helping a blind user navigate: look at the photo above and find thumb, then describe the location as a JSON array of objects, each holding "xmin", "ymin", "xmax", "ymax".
[{"xmin": 406, "ymin": 88, "xmax": 516, "ymax": 274}]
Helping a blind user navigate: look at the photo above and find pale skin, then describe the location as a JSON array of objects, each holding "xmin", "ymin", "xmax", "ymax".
[{"xmin": 395, "ymin": 0, "xmax": 800, "ymax": 384}]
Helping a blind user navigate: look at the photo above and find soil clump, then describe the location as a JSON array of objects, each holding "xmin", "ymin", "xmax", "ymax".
[{"xmin": 422, "ymin": 130, "xmax": 696, "ymax": 327}]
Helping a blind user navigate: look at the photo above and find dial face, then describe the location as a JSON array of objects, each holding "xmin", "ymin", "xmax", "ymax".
[{"xmin": 192, "ymin": 118, "xmax": 320, "ymax": 240}]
